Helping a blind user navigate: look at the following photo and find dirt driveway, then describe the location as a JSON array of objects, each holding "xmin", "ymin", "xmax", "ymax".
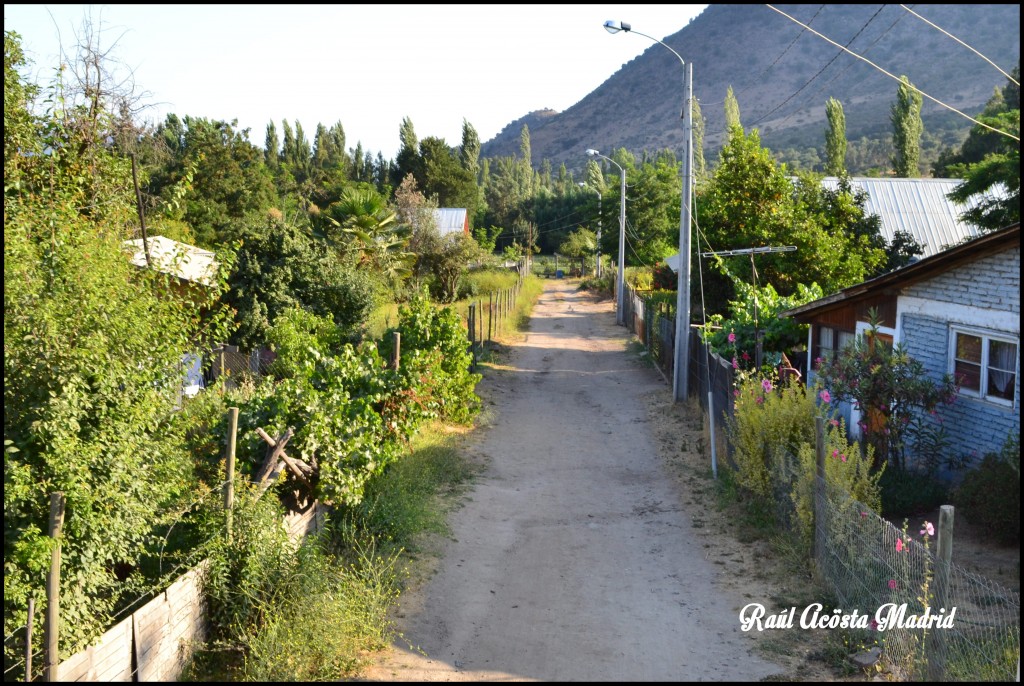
[{"xmin": 359, "ymin": 279, "xmax": 786, "ymax": 681}]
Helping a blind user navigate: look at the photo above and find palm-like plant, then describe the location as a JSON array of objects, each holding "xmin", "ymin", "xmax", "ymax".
[{"xmin": 326, "ymin": 187, "xmax": 415, "ymax": 284}]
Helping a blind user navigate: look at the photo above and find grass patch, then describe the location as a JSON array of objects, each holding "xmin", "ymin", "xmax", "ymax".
[{"xmin": 341, "ymin": 422, "xmax": 480, "ymax": 554}]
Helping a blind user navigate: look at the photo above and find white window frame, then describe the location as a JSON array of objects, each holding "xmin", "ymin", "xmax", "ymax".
[{"xmin": 948, "ymin": 325, "xmax": 1019, "ymax": 408}]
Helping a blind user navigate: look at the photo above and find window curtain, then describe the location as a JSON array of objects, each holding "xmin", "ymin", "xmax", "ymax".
[{"xmin": 988, "ymin": 340, "xmax": 1017, "ymax": 398}]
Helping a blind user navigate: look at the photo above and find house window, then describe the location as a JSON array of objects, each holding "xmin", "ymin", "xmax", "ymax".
[
  {"xmin": 951, "ymin": 328, "xmax": 1018, "ymax": 405},
  {"xmin": 815, "ymin": 326, "xmax": 856, "ymax": 365}
]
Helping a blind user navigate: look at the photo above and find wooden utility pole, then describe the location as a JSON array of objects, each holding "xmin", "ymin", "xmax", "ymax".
[{"xmin": 130, "ymin": 154, "xmax": 152, "ymax": 268}]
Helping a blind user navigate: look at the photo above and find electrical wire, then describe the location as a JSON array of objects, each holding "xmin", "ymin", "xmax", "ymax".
[
  {"xmin": 770, "ymin": 6, "xmax": 910, "ymax": 130},
  {"xmin": 900, "ymin": 4, "xmax": 1018, "ymax": 86},
  {"xmin": 765, "ymin": 4, "xmax": 1020, "ymax": 141},
  {"xmin": 750, "ymin": 5, "xmax": 886, "ymax": 128}
]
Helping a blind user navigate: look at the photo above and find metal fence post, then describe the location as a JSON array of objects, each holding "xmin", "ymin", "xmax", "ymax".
[{"xmin": 813, "ymin": 416, "xmax": 825, "ymax": 571}]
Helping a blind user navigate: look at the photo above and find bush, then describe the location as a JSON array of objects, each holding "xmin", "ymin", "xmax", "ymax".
[
  {"xmin": 953, "ymin": 436, "xmax": 1020, "ymax": 544},
  {"xmin": 791, "ymin": 419, "xmax": 882, "ymax": 547},
  {"xmin": 878, "ymin": 467, "xmax": 949, "ymax": 518},
  {"xmin": 727, "ymin": 374, "xmax": 818, "ymax": 498}
]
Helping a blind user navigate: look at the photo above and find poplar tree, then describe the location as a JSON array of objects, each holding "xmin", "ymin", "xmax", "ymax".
[
  {"xmin": 825, "ymin": 97, "xmax": 847, "ymax": 177},
  {"xmin": 264, "ymin": 121, "xmax": 279, "ymax": 169},
  {"xmin": 692, "ymin": 96, "xmax": 707, "ymax": 181},
  {"xmin": 890, "ymin": 76, "xmax": 923, "ymax": 177},
  {"xmin": 724, "ymin": 86, "xmax": 743, "ymax": 139},
  {"xmin": 393, "ymin": 116, "xmax": 422, "ymax": 189}
]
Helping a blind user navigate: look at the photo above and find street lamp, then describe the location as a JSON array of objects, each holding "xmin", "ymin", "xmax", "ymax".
[
  {"xmin": 577, "ymin": 182, "xmax": 602, "ymax": 278},
  {"xmin": 586, "ymin": 149, "xmax": 626, "ymax": 326},
  {"xmin": 604, "ymin": 19, "xmax": 693, "ymax": 402}
]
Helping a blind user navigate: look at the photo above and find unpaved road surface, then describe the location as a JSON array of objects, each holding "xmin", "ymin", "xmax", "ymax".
[{"xmin": 360, "ymin": 280, "xmax": 785, "ymax": 681}]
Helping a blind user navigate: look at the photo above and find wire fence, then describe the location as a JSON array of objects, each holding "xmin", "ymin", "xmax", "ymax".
[
  {"xmin": 619, "ymin": 291, "xmax": 1020, "ymax": 681},
  {"xmin": 763, "ymin": 445, "xmax": 1021, "ymax": 682}
]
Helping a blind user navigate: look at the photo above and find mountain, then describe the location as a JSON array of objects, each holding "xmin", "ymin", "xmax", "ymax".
[{"xmin": 480, "ymin": 4, "xmax": 1020, "ymax": 172}]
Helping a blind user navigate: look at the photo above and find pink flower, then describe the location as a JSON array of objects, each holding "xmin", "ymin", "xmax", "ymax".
[
  {"xmin": 895, "ymin": 538, "xmax": 904, "ymax": 553},
  {"xmin": 733, "ymin": 389, "xmax": 740, "ymax": 398},
  {"xmin": 756, "ymin": 396, "xmax": 764, "ymax": 405},
  {"xmin": 869, "ymin": 619, "xmax": 879, "ymax": 631},
  {"xmin": 732, "ymin": 357, "xmax": 739, "ymax": 370},
  {"xmin": 742, "ymin": 351, "xmax": 751, "ymax": 361},
  {"xmin": 830, "ymin": 419, "xmax": 840, "ymax": 427},
  {"xmin": 888, "ymin": 579, "xmax": 898, "ymax": 590},
  {"xmin": 728, "ymin": 332, "xmax": 736, "ymax": 343},
  {"xmin": 920, "ymin": 521, "xmax": 935, "ymax": 537},
  {"xmin": 762, "ymin": 379, "xmax": 773, "ymax": 393},
  {"xmin": 840, "ymin": 454, "xmax": 847, "ymax": 462},
  {"xmin": 860, "ymin": 511, "xmax": 869, "ymax": 518},
  {"xmin": 832, "ymin": 449, "xmax": 840, "ymax": 459},
  {"xmin": 819, "ymin": 389, "xmax": 831, "ymax": 404}
]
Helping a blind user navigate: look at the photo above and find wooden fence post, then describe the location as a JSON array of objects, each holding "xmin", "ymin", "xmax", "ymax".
[
  {"xmin": 813, "ymin": 416, "xmax": 825, "ymax": 570},
  {"xmin": 468, "ymin": 304, "xmax": 477, "ymax": 372},
  {"xmin": 25, "ymin": 596, "xmax": 34, "ymax": 682},
  {"xmin": 391, "ymin": 331, "xmax": 401, "ymax": 370},
  {"xmin": 928, "ymin": 505, "xmax": 955, "ymax": 681},
  {"xmin": 44, "ymin": 492, "xmax": 65, "ymax": 683},
  {"xmin": 488, "ymin": 292, "xmax": 494, "ymax": 344},
  {"xmin": 225, "ymin": 407, "xmax": 238, "ymax": 541}
]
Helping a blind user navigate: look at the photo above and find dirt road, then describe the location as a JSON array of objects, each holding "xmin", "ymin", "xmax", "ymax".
[{"xmin": 361, "ymin": 279, "xmax": 785, "ymax": 681}]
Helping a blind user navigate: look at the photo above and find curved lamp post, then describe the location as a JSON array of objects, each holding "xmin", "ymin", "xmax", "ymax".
[
  {"xmin": 585, "ymin": 149, "xmax": 626, "ymax": 326},
  {"xmin": 604, "ymin": 19, "xmax": 693, "ymax": 402},
  {"xmin": 577, "ymin": 182, "xmax": 602, "ymax": 278}
]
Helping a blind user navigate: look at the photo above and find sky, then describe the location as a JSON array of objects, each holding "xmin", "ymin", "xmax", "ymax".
[{"xmin": 5, "ymin": 4, "xmax": 708, "ymax": 160}]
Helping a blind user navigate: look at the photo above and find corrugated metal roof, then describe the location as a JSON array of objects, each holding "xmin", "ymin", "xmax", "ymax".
[
  {"xmin": 123, "ymin": 235, "xmax": 218, "ymax": 285},
  {"xmin": 433, "ymin": 208, "xmax": 468, "ymax": 236},
  {"xmin": 820, "ymin": 177, "xmax": 1001, "ymax": 258}
]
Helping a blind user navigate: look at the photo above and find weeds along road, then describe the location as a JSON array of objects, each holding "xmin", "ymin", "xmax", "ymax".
[{"xmin": 361, "ymin": 279, "xmax": 784, "ymax": 681}]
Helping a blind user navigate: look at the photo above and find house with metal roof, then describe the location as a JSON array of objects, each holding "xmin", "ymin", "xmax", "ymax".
[
  {"xmin": 663, "ymin": 177, "xmax": 1005, "ymax": 274},
  {"xmin": 819, "ymin": 177, "xmax": 1007, "ymax": 259},
  {"xmin": 781, "ymin": 223, "xmax": 1020, "ymax": 468}
]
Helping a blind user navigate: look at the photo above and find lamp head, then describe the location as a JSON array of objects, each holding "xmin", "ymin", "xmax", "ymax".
[
  {"xmin": 603, "ymin": 20, "xmax": 631, "ymax": 34},
  {"xmin": 585, "ymin": 149, "xmax": 599, "ymax": 157}
]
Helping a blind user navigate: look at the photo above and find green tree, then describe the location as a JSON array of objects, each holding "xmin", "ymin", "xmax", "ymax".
[
  {"xmin": 891, "ymin": 75, "xmax": 923, "ymax": 177},
  {"xmin": 264, "ymin": 121, "xmax": 279, "ymax": 170},
  {"xmin": 824, "ymin": 97, "xmax": 847, "ymax": 176},
  {"xmin": 392, "ymin": 116, "xmax": 421, "ymax": 189},
  {"xmin": 947, "ymin": 110, "xmax": 1020, "ymax": 231},
  {"xmin": 724, "ymin": 85, "xmax": 743, "ymax": 137},
  {"xmin": 5, "ymin": 30, "xmax": 234, "ymax": 656},
  {"xmin": 143, "ymin": 115, "xmax": 276, "ymax": 248},
  {"xmin": 225, "ymin": 216, "xmax": 376, "ymax": 348},
  {"xmin": 420, "ymin": 136, "xmax": 477, "ymax": 211},
  {"xmin": 557, "ymin": 227, "xmax": 596, "ymax": 274}
]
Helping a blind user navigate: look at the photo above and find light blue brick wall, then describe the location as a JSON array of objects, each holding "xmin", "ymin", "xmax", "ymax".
[
  {"xmin": 897, "ymin": 246, "xmax": 1020, "ymax": 472},
  {"xmin": 903, "ymin": 247, "xmax": 1020, "ymax": 314},
  {"xmin": 901, "ymin": 314, "xmax": 1019, "ymax": 468}
]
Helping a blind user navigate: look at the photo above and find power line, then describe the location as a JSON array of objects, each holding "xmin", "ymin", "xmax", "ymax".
[
  {"xmin": 771, "ymin": 6, "xmax": 910, "ymax": 130},
  {"xmin": 750, "ymin": 5, "xmax": 887, "ymax": 128},
  {"xmin": 900, "ymin": 4, "xmax": 1019, "ymax": 86},
  {"xmin": 764, "ymin": 4, "xmax": 1020, "ymax": 142},
  {"xmin": 708, "ymin": 5, "xmax": 826, "ymax": 109}
]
